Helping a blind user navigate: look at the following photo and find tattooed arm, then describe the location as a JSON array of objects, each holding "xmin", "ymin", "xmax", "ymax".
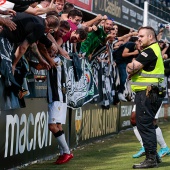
[
  {"xmin": 30, "ymin": 42, "xmax": 51, "ymax": 70},
  {"xmin": 126, "ymin": 59, "xmax": 143, "ymax": 75},
  {"xmin": 13, "ymin": 40, "xmax": 30, "ymax": 74},
  {"xmin": 37, "ymin": 42, "xmax": 58, "ymax": 68}
]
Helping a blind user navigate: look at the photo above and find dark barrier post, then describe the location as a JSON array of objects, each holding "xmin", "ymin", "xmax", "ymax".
[
  {"xmin": 118, "ymin": 101, "xmax": 134, "ymax": 132},
  {"xmin": 67, "ymin": 108, "xmax": 72, "ymax": 147}
]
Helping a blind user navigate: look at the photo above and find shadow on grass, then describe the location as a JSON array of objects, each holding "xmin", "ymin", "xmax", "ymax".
[
  {"xmin": 22, "ymin": 122, "xmax": 170, "ymax": 170},
  {"xmin": 159, "ymin": 161, "xmax": 170, "ymax": 167}
]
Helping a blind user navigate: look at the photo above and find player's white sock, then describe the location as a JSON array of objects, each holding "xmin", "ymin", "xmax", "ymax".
[
  {"xmin": 132, "ymin": 105, "xmax": 136, "ymax": 112},
  {"xmin": 133, "ymin": 126, "xmax": 143, "ymax": 147},
  {"xmin": 56, "ymin": 133, "xmax": 70, "ymax": 154},
  {"xmin": 59, "ymin": 145, "xmax": 63, "ymax": 155},
  {"xmin": 156, "ymin": 126, "xmax": 167, "ymax": 148}
]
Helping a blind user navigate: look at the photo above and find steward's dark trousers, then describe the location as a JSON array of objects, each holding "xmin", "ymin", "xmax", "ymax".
[{"xmin": 135, "ymin": 90, "xmax": 162, "ymax": 153}]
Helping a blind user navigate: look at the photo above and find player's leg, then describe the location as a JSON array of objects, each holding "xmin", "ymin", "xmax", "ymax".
[
  {"xmin": 48, "ymin": 101, "xmax": 73, "ymax": 164},
  {"xmin": 156, "ymin": 124, "xmax": 170, "ymax": 157},
  {"xmin": 154, "ymin": 101, "xmax": 170, "ymax": 158}
]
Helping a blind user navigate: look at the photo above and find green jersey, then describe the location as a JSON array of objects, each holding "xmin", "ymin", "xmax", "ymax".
[{"xmin": 80, "ymin": 26, "xmax": 107, "ymax": 57}]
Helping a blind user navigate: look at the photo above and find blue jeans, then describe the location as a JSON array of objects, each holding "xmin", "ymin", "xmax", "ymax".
[{"xmin": 117, "ymin": 63, "xmax": 127, "ymax": 93}]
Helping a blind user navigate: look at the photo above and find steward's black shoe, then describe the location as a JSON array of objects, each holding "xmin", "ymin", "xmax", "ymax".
[
  {"xmin": 156, "ymin": 153, "xmax": 162, "ymax": 164},
  {"xmin": 133, "ymin": 159, "xmax": 157, "ymax": 169}
]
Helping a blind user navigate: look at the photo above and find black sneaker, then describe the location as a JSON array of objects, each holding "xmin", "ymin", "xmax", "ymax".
[
  {"xmin": 133, "ymin": 158, "xmax": 157, "ymax": 169},
  {"xmin": 156, "ymin": 153, "xmax": 162, "ymax": 164}
]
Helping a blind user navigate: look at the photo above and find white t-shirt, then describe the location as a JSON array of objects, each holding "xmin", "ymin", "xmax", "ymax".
[
  {"xmin": 0, "ymin": 1, "xmax": 14, "ymax": 11},
  {"xmin": 0, "ymin": 1, "xmax": 14, "ymax": 18},
  {"xmin": 36, "ymin": 4, "xmax": 46, "ymax": 19}
]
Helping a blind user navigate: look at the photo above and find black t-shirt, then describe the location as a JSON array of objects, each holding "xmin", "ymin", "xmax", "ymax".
[
  {"xmin": 136, "ymin": 46, "xmax": 157, "ymax": 72},
  {"xmin": 124, "ymin": 42, "xmax": 137, "ymax": 64},
  {"xmin": 114, "ymin": 42, "xmax": 139, "ymax": 64},
  {"xmin": 113, "ymin": 43, "xmax": 126, "ymax": 64},
  {"xmin": 8, "ymin": 0, "xmax": 42, "ymax": 5},
  {"xmin": 8, "ymin": 0, "xmax": 42, "ymax": 12},
  {"xmin": 13, "ymin": 4, "xmax": 29, "ymax": 12},
  {"xmin": 2, "ymin": 12, "xmax": 52, "ymax": 48}
]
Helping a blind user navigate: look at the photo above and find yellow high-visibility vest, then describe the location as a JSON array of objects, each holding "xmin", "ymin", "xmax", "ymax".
[{"xmin": 130, "ymin": 42, "xmax": 164, "ymax": 92}]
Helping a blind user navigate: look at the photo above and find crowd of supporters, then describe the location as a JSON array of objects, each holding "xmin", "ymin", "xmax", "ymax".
[{"xmin": 0, "ymin": 0, "xmax": 170, "ymax": 108}]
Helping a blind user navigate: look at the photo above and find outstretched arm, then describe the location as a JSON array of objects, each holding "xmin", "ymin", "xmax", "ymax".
[
  {"xmin": 37, "ymin": 42, "xmax": 58, "ymax": 68},
  {"xmin": 25, "ymin": 0, "xmax": 57, "ymax": 15},
  {"xmin": 30, "ymin": 42, "xmax": 51, "ymax": 70},
  {"xmin": 122, "ymin": 48, "xmax": 139, "ymax": 57},
  {"xmin": 47, "ymin": 33, "xmax": 70, "ymax": 59},
  {"xmin": 13, "ymin": 40, "xmax": 30, "ymax": 73},
  {"xmin": 82, "ymin": 14, "xmax": 107, "ymax": 27},
  {"xmin": 117, "ymin": 31, "xmax": 138, "ymax": 43}
]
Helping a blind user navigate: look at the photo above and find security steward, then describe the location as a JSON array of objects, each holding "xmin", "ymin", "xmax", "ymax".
[{"xmin": 127, "ymin": 26, "xmax": 165, "ymax": 169}]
